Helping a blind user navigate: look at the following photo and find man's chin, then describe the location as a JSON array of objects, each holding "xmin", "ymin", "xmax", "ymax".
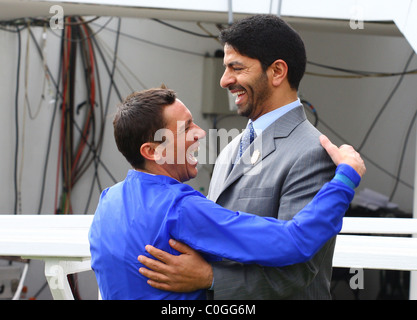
[
  {"xmin": 236, "ymin": 104, "xmax": 251, "ymax": 117},
  {"xmin": 189, "ymin": 168, "xmax": 198, "ymax": 180},
  {"xmin": 181, "ymin": 167, "xmax": 198, "ymax": 183}
]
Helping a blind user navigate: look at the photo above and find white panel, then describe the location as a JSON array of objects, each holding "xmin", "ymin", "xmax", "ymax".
[
  {"xmin": 333, "ymin": 235, "xmax": 417, "ymax": 271},
  {"xmin": 341, "ymin": 217, "xmax": 417, "ymax": 235},
  {"xmin": 0, "ymin": 215, "xmax": 93, "ymax": 258},
  {"xmin": 394, "ymin": 1, "xmax": 417, "ymax": 54}
]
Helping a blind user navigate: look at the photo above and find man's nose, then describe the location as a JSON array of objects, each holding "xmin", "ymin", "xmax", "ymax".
[
  {"xmin": 188, "ymin": 125, "xmax": 206, "ymax": 142},
  {"xmin": 220, "ymin": 68, "xmax": 235, "ymax": 89},
  {"xmin": 194, "ymin": 126, "xmax": 206, "ymax": 140}
]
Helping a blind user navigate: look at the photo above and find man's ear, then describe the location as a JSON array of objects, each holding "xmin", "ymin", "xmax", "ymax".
[
  {"xmin": 140, "ymin": 142, "xmax": 160, "ymax": 162},
  {"xmin": 269, "ymin": 59, "xmax": 288, "ymax": 87}
]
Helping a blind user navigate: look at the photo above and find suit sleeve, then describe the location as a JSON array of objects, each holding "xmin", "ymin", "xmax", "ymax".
[
  {"xmin": 210, "ymin": 146, "xmax": 338, "ymax": 299},
  {"xmin": 171, "ymin": 164, "xmax": 358, "ymax": 267}
]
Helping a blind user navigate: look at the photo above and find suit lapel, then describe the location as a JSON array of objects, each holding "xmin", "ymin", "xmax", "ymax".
[
  {"xmin": 208, "ymin": 132, "xmax": 241, "ymax": 202},
  {"xmin": 213, "ymin": 105, "xmax": 307, "ymax": 201}
]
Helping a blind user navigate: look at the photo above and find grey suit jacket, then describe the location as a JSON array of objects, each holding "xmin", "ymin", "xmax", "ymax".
[{"xmin": 207, "ymin": 105, "xmax": 336, "ymax": 300}]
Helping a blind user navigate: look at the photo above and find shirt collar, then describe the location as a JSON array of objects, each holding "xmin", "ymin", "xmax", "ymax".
[{"xmin": 251, "ymin": 98, "xmax": 301, "ymax": 135}]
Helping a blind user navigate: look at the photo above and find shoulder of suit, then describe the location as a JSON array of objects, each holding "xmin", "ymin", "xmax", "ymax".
[{"xmin": 263, "ymin": 105, "xmax": 307, "ymax": 138}]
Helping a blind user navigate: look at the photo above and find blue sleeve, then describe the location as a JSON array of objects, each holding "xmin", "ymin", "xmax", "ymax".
[
  {"xmin": 333, "ymin": 163, "xmax": 361, "ymax": 188},
  {"xmin": 170, "ymin": 164, "xmax": 359, "ymax": 267}
]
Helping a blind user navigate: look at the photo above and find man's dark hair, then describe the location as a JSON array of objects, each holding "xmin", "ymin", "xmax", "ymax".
[
  {"xmin": 113, "ymin": 88, "xmax": 176, "ymax": 169},
  {"xmin": 220, "ymin": 14, "xmax": 306, "ymax": 90}
]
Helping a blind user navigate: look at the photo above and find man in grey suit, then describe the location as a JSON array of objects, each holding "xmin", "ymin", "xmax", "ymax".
[{"xmin": 140, "ymin": 15, "xmax": 349, "ymax": 299}]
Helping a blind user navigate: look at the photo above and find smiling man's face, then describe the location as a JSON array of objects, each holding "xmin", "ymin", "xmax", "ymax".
[
  {"xmin": 220, "ymin": 44, "xmax": 273, "ymax": 121},
  {"xmin": 158, "ymin": 99, "xmax": 206, "ymax": 182}
]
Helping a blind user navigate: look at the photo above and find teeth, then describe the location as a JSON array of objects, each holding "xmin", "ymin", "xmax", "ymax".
[
  {"xmin": 187, "ymin": 152, "xmax": 198, "ymax": 164},
  {"xmin": 189, "ymin": 146, "xmax": 199, "ymax": 155},
  {"xmin": 187, "ymin": 146, "xmax": 199, "ymax": 164},
  {"xmin": 232, "ymin": 91, "xmax": 246, "ymax": 97}
]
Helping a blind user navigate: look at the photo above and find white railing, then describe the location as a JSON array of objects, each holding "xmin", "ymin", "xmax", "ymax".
[
  {"xmin": 1, "ymin": 215, "xmax": 417, "ymax": 299},
  {"xmin": 0, "ymin": 215, "xmax": 93, "ymax": 300},
  {"xmin": 333, "ymin": 217, "xmax": 417, "ymax": 299}
]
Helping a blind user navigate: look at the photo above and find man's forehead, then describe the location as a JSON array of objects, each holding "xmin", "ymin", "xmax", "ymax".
[
  {"xmin": 223, "ymin": 44, "xmax": 239, "ymax": 60},
  {"xmin": 223, "ymin": 45, "xmax": 254, "ymax": 66},
  {"xmin": 163, "ymin": 99, "xmax": 193, "ymax": 126}
]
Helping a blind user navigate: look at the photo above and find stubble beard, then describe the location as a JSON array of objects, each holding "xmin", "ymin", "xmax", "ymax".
[{"xmin": 237, "ymin": 71, "xmax": 271, "ymax": 120}]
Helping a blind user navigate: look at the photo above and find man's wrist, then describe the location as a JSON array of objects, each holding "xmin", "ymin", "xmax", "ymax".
[{"xmin": 334, "ymin": 163, "xmax": 361, "ymax": 188}]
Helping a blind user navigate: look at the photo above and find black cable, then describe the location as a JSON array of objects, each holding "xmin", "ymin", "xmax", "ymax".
[
  {"xmin": 317, "ymin": 117, "xmax": 413, "ymax": 190},
  {"xmin": 27, "ymin": 27, "xmax": 64, "ymax": 214},
  {"xmin": 0, "ymin": 25, "xmax": 20, "ymax": 33},
  {"xmin": 44, "ymin": 16, "xmax": 113, "ymax": 43},
  {"xmin": 307, "ymin": 60, "xmax": 370, "ymax": 76},
  {"xmin": 87, "ymin": 23, "xmax": 106, "ymax": 170},
  {"xmin": 90, "ymin": 28, "xmax": 122, "ymax": 101},
  {"xmin": 152, "ymin": 18, "xmax": 219, "ymax": 38},
  {"xmin": 301, "ymin": 99, "xmax": 318, "ymax": 127},
  {"xmin": 104, "ymin": 18, "xmax": 121, "ymax": 119},
  {"xmin": 357, "ymin": 51, "xmax": 415, "ymax": 152},
  {"xmin": 14, "ymin": 25, "xmax": 22, "ymax": 215},
  {"xmin": 71, "ymin": 19, "xmax": 97, "ymax": 184},
  {"xmin": 31, "ymin": 280, "xmax": 48, "ymax": 299},
  {"xmin": 307, "ymin": 60, "xmax": 417, "ymax": 77},
  {"xmin": 29, "ymin": 23, "xmax": 118, "ymax": 213},
  {"xmin": 81, "ymin": 19, "xmax": 122, "ymax": 213},
  {"xmin": 28, "ymin": 28, "xmax": 62, "ymax": 98},
  {"xmin": 91, "ymin": 21, "xmax": 205, "ymax": 57},
  {"xmin": 389, "ymin": 107, "xmax": 417, "ymax": 201},
  {"xmin": 37, "ymin": 61, "xmax": 62, "ymax": 215},
  {"xmin": 4, "ymin": 19, "xmax": 119, "ymax": 216},
  {"xmin": 64, "ymin": 17, "xmax": 120, "ymax": 208}
]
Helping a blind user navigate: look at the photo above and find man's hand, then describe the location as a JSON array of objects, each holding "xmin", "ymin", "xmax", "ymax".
[
  {"xmin": 138, "ymin": 239, "xmax": 213, "ymax": 292},
  {"xmin": 320, "ymin": 135, "xmax": 366, "ymax": 177}
]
